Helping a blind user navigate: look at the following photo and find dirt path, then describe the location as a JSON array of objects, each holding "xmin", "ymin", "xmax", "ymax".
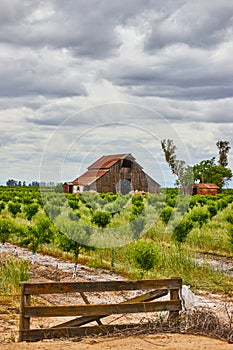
[
  {"xmin": 0, "ymin": 243, "xmax": 232, "ymax": 348},
  {"xmin": 0, "ymin": 334, "xmax": 232, "ymax": 350}
]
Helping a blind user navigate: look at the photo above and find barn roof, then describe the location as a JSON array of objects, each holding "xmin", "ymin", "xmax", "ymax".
[
  {"xmin": 88, "ymin": 153, "xmax": 134, "ymax": 170},
  {"xmin": 73, "ymin": 169, "xmax": 109, "ymax": 186},
  {"xmin": 193, "ymin": 183, "xmax": 219, "ymax": 189}
]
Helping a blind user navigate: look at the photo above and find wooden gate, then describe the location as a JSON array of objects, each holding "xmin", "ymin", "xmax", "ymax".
[{"xmin": 19, "ymin": 277, "xmax": 182, "ymax": 342}]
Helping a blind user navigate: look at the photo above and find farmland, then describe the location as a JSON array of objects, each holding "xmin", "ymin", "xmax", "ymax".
[{"xmin": 0, "ymin": 186, "xmax": 232, "ymax": 292}]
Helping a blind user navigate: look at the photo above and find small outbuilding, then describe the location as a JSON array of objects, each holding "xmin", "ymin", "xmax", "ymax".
[
  {"xmin": 186, "ymin": 183, "xmax": 219, "ymax": 196},
  {"xmin": 64, "ymin": 153, "xmax": 160, "ymax": 194}
]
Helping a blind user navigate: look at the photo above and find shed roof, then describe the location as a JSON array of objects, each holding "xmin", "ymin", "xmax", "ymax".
[
  {"xmin": 88, "ymin": 153, "xmax": 133, "ymax": 170},
  {"xmin": 193, "ymin": 183, "xmax": 219, "ymax": 189}
]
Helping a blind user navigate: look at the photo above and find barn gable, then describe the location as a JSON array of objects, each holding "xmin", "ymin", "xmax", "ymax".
[{"xmin": 64, "ymin": 153, "xmax": 160, "ymax": 194}]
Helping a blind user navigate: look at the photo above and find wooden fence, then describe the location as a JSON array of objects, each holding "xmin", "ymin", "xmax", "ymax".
[{"xmin": 19, "ymin": 277, "xmax": 182, "ymax": 342}]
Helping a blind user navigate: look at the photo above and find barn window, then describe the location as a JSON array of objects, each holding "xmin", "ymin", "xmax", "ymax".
[{"xmin": 122, "ymin": 159, "xmax": 131, "ymax": 168}]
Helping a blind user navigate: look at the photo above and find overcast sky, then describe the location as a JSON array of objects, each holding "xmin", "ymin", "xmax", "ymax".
[{"xmin": 0, "ymin": 0, "xmax": 233, "ymax": 187}]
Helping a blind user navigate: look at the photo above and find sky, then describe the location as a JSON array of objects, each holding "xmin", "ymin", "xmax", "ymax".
[{"xmin": 0, "ymin": 0, "xmax": 233, "ymax": 187}]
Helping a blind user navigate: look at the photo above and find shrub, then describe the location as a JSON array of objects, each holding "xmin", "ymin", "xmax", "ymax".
[
  {"xmin": 128, "ymin": 240, "xmax": 158, "ymax": 271},
  {"xmin": 132, "ymin": 194, "xmax": 143, "ymax": 205},
  {"xmin": 172, "ymin": 218, "xmax": 194, "ymax": 244},
  {"xmin": 188, "ymin": 208, "xmax": 209, "ymax": 228},
  {"xmin": 8, "ymin": 202, "xmax": 21, "ymax": 217},
  {"xmin": 229, "ymin": 225, "xmax": 233, "ymax": 246},
  {"xmin": 91, "ymin": 211, "xmax": 111, "ymax": 228},
  {"xmin": 24, "ymin": 203, "xmax": 39, "ymax": 220},
  {"xmin": 160, "ymin": 206, "xmax": 173, "ymax": 225},
  {"xmin": 131, "ymin": 203, "xmax": 144, "ymax": 216},
  {"xmin": 0, "ymin": 201, "xmax": 5, "ymax": 213},
  {"xmin": 207, "ymin": 204, "xmax": 217, "ymax": 219},
  {"xmin": 0, "ymin": 218, "xmax": 15, "ymax": 244},
  {"xmin": 129, "ymin": 215, "xmax": 146, "ymax": 240}
]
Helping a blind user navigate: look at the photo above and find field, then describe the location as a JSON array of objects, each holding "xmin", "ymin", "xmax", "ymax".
[{"xmin": 0, "ymin": 186, "xmax": 233, "ymax": 347}]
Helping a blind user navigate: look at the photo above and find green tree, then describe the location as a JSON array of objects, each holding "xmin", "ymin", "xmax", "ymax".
[
  {"xmin": 160, "ymin": 206, "xmax": 173, "ymax": 225},
  {"xmin": 172, "ymin": 218, "xmax": 194, "ymax": 244},
  {"xmin": 193, "ymin": 158, "xmax": 232, "ymax": 189},
  {"xmin": 91, "ymin": 211, "xmax": 111, "ymax": 228},
  {"xmin": 188, "ymin": 208, "xmax": 209, "ymax": 228},
  {"xmin": 216, "ymin": 141, "xmax": 231, "ymax": 167},
  {"xmin": 0, "ymin": 201, "xmax": 5, "ymax": 214},
  {"xmin": 0, "ymin": 218, "xmax": 15, "ymax": 245},
  {"xmin": 161, "ymin": 139, "xmax": 193, "ymax": 191},
  {"xmin": 128, "ymin": 240, "xmax": 158, "ymax": 271},
  {"xmin": 20, "ymin": 216, "xmax": 54, "ymax": 254},
  {"xmin": 8, "ymin": 202, "xmax": 21, "ymax": 217},
  {"xmin": 23, "ymin": 203, "xmax": 39, "ymax": 220}
]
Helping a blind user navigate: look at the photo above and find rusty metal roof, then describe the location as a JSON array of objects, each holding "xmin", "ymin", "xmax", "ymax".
[
  {"xmin": 193, "ymin": 183, "xmax": 219, "ymax": 189},
  {"xmin": 88, "ymin": 154, "xmax": 133, "ymax": 169},
  {"xmin": 73, "ymin": 169, "xmax": 109, "ymax": 186}
]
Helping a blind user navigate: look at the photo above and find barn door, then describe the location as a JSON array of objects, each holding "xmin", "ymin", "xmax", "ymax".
[{"xmin": 120, "ymin": 179, "xmax": 131, "ymax": 194}]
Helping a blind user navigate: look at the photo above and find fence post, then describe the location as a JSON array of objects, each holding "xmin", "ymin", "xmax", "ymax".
[
  {"xmin": 19, "ymin": 283, "xmax": 31, "ymax": 342},
  {"xmin": 169, "ymin": 277, "xmax": 182, "ymax": 327}
]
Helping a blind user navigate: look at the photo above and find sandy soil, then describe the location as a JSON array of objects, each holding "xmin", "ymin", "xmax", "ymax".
[
  {"xmin": 0, "ymin": 334, "xmax": 232, "ymax": 350},
  {"xmin": 0, "ymin": 245, "xmax": 232, "ymax": 349}
]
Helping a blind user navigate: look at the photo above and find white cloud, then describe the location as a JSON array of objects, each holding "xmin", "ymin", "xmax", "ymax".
[{"xmin": 0, "ymin": 0, "xmax": 232, "ymax": 186}]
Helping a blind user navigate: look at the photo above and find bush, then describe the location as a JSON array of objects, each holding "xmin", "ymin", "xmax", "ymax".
[
  {"xmin": 0, "ymin": 201, "xmax": 5, "ymax": 213},
  {"xmin": 129, "ymin": 215, "xmax": 146, "ymax": 240},
  {"xmin": 91, "ymin": 211, "xmax": 111, "ymax": 228},
  {"xmin": 207, "ymin": 204, "xmax": 217, "ymax": 219},
  {"xmin": 188, "ymin": 208, "xmax": 209, "ymax": 228},
  {"xmin": 172, "ymin": 218, "xmax": 194, "ymax": 244},
  {"xmin": 8, "ymin": 202, "xmax": 21, "ymax": 217},
  {"xmin": 132, "ymin": 194, "xmax": 143, "ymax": 205},
  {"xmin": 0, "ymin": 218, "xmax": 15, "ymax": 244},
  {"xmin": 24, "ymin": 203, "xmax": 39, "ymax": 220},
  {"xmin": 229, "ymin": 225, "xmax": 233, "ymax": 246},
  {"xmin": 128, "ymin": 240, "xmax": 158, "ymax": 271},
  {"xmin": 160, "ymin": 206, "xmax": 173, "ymax": 225}
]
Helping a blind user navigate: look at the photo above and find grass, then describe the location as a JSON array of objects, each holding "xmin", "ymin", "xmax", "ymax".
[
  {"xmin": 1, "ymin": 188, "xmax": 233, "ymax": 295},
  {"xmin": 0, "ymin": 254, "xmax": 30, "ymax": 296}
]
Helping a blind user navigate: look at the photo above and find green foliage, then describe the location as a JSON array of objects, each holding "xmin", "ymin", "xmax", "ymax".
[
  {"xmin": 131, "ymin": 203, "xmax": 144, "ymax": 216},
  {"xmin": 207, "ymin": 204, "xmax": 217, "ymax": 219},
  {"xmin": 99, "ymin": 192, "xmax": 118, "ymax": 202},
  {"xmin": 0, "ymin": 256, "xmax": 29, "ymax": 295},
  {"xmin": 188, "ymin": 207, "xmax": 209, "ymax": 228},
  {"xmin": 217, "ymin": 199, "xmax": 228, "ymax": 211},
  {"xmin": 229, "ymin": 225, "xmax": 233, "ymax": 246},
  {"xmin": 129, "ymin": 215, "xmax": 146, "ymax": 240},
  {"xmin": 68, "ymin": 199, "xmax": 80, "ymax": 210},
  {"xmin": 0, "ymin": 201, "xmax": 5, "ymax": 213},
  {"xmin": 216, "ymin": 140, "xmax": 231, "ymax": 167},
  {"xmin": 23, "ymin": 203, "xmax": 39, "ymax": 220},
  {"xmin": 19, "ymin": 216, "xmax": 54, "ymax": 253},
  {"xmin": 44, "ymin": 204, "xmax": 61, "ymax": 220},
  {"xmin": 8, "ymin": 202, "xmax": 21, "ymax": 217},
  {"xmin": 225, "ymin": 212, "xmax": 233, "ymax": 224},
  {"xmin": 0, "ymin": 218, "xmax": 16, "ymax": 244},
  {"xmin": 160, "ymin": 206, "xmax": 173, "ymax": 225},
  {"xmin": 128, "ymin": 240, "xmax": 158, "ymax": 271},
  {"xmin": 91, "ymin": 211, "xmax": 111, "ymax": 228},
  {"xmin": 172, "ymin": 218, "xmax": 194, "ymax": 244},
  {"xmin": 131, "ymin": 194, "xmax": 143, "ymax": 205}
]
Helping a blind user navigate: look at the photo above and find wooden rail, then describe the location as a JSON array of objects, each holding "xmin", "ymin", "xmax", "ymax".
[{"xmin": 19, "ymin": 277, "xmax": 182, "ymax": 342}]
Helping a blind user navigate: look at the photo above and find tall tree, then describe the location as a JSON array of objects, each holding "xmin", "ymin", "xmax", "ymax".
[
  {"xmin": 161, "ymin": 139, "xmax": 193, "ymax": 191},
  {"xmin": 161, "ymin": 139, "xmax": 177, "ymax": 175},
  {"xmin": 216, "ymin": 141, "xmax": 231, "ymax": 167}
]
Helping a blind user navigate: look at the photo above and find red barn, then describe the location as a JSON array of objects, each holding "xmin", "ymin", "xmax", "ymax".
[{"xmin": 64, "ymin": 153, "xmax": 160, "ymax": 194}]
